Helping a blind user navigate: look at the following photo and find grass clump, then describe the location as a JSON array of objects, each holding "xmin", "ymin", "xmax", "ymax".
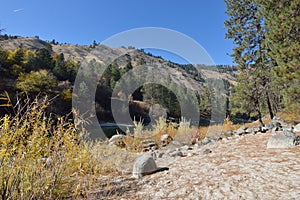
[{"xmin": 0, "ymin": 97, "xmax": 112, "ymax": 199}]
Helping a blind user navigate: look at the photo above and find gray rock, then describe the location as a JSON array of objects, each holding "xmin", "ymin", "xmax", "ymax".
[
  {"xmin": 170, "ymin": 140, "xmax": 181, "ymax": 147},
  {"xmin": 294, "ymin": 123, "xmax": 300, "ymax": 132},
  {"xmin": 203, "ymin": 149, "xmax": 212, "ymax": 154},
  {"xmin": 201, "ymin": 137, "xmax": 212, "ymax": 145},
  {"xmin": 252, "ymin": 126, "xmax": 261, "ymax": 134},
  {"xmin": 157, "ymin": 152, "xmax": 164, "ymax": 158},
  {"xmin": 194, "ymin": 143, "xmax": 201, "ymax": 149},
  {"xmin": 282, "ymin": 130, "xmax": 298, "ymax": 139},
  {"xmin": 133, "ymin": 154, "xmax": 157, "ymax": 178},
  {"xmin": 169, "ymin": 150, "xmax": 184, "ymax": 157},
  {"xmin": 271, "ymin": 117, "xmax": 284, "ymax": 128},
  {"xmin": 283, "ymin": 126, "xmax": 293, "ymax": 132},
  {"xmin": 165, "ymin": 148, "xmax": 177, "ymax": 155},
  {"xmin": 180, "ymin": 145, "xmax": 193, "ymax": 151},
  {"xmin": 267, "ymin": 132, "xmax": 300, "ymax": 149},
  {"xmin": 264, "ymin": 123, "xmax": 274, "ymax": 130},
  {"xmin": 235, "ymin": 125, "xmax": 248, "ymax": 135},
  {"xmin": 261, "ymin": 126, "xmax": 269, "ymax": 133},
  {"xmin": 141, "ymin": 139, "xmax": 158, "ymax": 152}
]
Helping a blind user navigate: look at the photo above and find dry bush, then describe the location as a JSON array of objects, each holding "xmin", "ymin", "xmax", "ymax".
[
  {"xmin": 173, "ymin": 117, "xmax": 197, "ymax": 145},
  {"xmin": 0, "ymin": 97, "xmax": 113, "ymax": 199}
]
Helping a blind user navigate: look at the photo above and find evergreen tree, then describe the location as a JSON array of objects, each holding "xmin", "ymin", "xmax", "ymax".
[
  {"xmin": 224, "ymin": 0, "xmax": 275, "ymax": 124},
  {"xmin": 258, "ymin": 0, "xmax": 300, "ymax": 113},
  {"xmin": 35, "ymin": 48, "xmax": 53, "ymax": 70}
]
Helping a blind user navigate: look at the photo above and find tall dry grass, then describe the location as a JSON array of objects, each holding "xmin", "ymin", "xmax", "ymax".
[{"xmin": 0, "ymin": 96, "xmax": 118, "ymax": 199}]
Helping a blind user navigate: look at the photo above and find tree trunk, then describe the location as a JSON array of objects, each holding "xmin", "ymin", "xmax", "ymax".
[
  {"xmin": 254, "ymin": 100, "xmax": 264, "ymax": 127},
  {"xmin": 266, "ymin": 91, "xmax": 274, "ymax": 119}
]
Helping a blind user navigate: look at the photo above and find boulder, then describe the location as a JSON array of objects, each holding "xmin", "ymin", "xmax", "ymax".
[
  {"xmin": 294, "ymin": 123, "xmax": 300, "ymax": 132},
  {"xmin": 267, "ymin": 131, "xmax": 300, "ymax": 149},
  {"xmin": 132, "ymin": 154, "xmax": 157, "ymax": 178}
]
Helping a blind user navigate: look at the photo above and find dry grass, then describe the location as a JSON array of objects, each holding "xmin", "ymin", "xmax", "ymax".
[
  {"xmin": 173, "ymin": 118, "xmax": 198, "ymax": 145},
  {"xmin": 277, "ymin": 112, "xmax": 300, "ymax": 124},
  {"xmin": 0, "ymin": 96, "xmax": 124, "ymax": 199}
]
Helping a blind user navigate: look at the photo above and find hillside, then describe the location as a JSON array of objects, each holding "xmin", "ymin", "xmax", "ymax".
[
  {"xmin": 0, "ymin": 36, "xmax": 237, "ymax": 87},
  {"xmin": 0, "ymin": 36, "xmax": 237, "ymax": 126}
]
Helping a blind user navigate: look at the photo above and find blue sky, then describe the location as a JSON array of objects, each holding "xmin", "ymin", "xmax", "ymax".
[{"xmin": 0, "ymin": 0, "xmax": 234, "ymax": 65}]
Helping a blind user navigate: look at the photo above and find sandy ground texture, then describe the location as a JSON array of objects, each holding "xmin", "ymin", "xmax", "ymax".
[{"xmin": 85, "ymin": 131, "xmax": 300, "ymax": 200}]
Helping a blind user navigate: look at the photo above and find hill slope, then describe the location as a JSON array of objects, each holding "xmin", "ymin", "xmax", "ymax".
[{"xmin": 0, "ymin": 36, "xmax": 237, "ymax": 123}]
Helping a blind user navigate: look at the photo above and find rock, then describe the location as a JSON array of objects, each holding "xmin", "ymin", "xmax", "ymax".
[
  {"xmin": 170, "ymin": 140, "xmax": 181, "ymax": 147},
  {"xmin": 160, "ymin": 134, "xmax": 173, "ymax": 146},
  {"xmin": 157, "ymin": 152, "xmax": 164, "ymax": 158},
  {"xmin": 194, "ymin": 143, "xmax": 201, "ymax": 149},
  {"xmin": 264, "ymin": 123, "xmax": 274, "ymax": 130},
  {"xmin": 169, "ymin": 150, "xmax": 184, "ymax": 157},
  {"xmin": 267, "ymin": 131, "xmax": 300, "ymax": 149},
  {"xmin": 132, "ymin": 154, "xmax": 157, "ymax": 178},
  {"xmin": 235, "ymin": 125, "xmax": 248, "ymax": 135},
  {"xmin": 283, "ymin": 126, "xmax": 293, "ymax": 132},
  {"xmin": 151, "ymin": 152, "xmax": 157, "ymax": 160},
  {"xmin": 180, "ymin": 145, "xmax": 193, "ymax": 151},
  {"xmin": 294, "ymin": 123, "xmax": 300, "ymax": 132},
  {"xmin": 251, "ymin": 126, "xmax": 262, "ymax": 134},
  {"xmin": 141, "ymin": 139, "xmax": 158, "ymax": 152},
  {"xmin": 108, "ymin": 134, "xmax": 126, "ymax": 147},
  {"xmin": 201, "ymin": 137, "xmax": 212, "ymax": 145},
  {"xmin": 187, "ymin": 152, "xmax": 195, "ymax": 157},
  {"xmin": 271, "ymin": 117, "xmax": 284, "ymax": 128},
  {"xmin": 203, "ymin": 149, "xmax": 212, "ymax": 154},
  {"xmin": 166, "ymin": 148, "xmax": 184, "ymax": 157},
  {"xmin": 208, "ymin": 134, "xmax": 222, "ymax": 141},
  {"xmin": 282, "ymin": 129, "xmax": 298, "ymax": 139},
  {"xmin": 260, "ymin": 125, "xmax": 269, "ymax": 133}
]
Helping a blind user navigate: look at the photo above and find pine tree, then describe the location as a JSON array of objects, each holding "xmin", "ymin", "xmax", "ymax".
[
  {"xmin": 224, "ymin": 0, "xmax": 275, "ymax": 124},
  {"xmin": 258, "ymin": 0, "xmax": 300, "ymax": 113}
]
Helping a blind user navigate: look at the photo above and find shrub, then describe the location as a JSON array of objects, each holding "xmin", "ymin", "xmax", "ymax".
[
  {"xmin": 173, "ymin": 117, "xmax": 197, "ymax": 145},
  {"xmin": 0, "ymin": 97, "xmax": 110, "ymax": 199}
]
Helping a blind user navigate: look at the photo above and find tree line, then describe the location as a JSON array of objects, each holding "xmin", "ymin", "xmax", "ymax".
[{"xmin": 225, "ymin": 0, "xmax": 300, "ymax": 124}]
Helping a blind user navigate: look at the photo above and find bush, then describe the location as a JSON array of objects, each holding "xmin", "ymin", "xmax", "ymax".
[
  {"xmin": 0, "ymin": 97, "xmax": 110, "ymax": 199},
  {"xmin": 16, "ymin": 70, "xmax": 57, "ymax": 96}
]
